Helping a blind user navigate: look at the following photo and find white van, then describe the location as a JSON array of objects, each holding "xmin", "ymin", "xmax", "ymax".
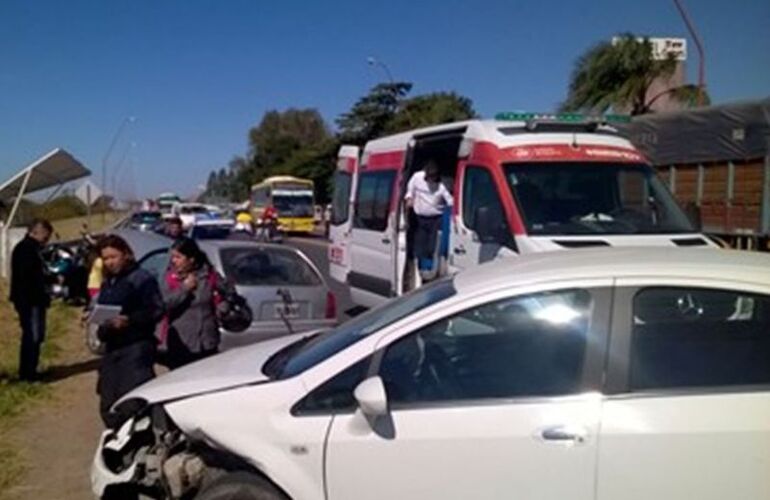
[{"xmin": 329, "ymin": 113, "xmax": 712, "ymax": 308}]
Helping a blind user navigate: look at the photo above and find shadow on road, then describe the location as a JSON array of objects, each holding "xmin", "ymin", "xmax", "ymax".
[{"xmin": 41, "ymin": 358, "xmax": 100, "ymax": 383}]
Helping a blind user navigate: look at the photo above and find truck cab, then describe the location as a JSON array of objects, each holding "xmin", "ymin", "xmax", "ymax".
[{"xmin": 330, "ymin": 113, "xmax": 712, "ymax": 308}]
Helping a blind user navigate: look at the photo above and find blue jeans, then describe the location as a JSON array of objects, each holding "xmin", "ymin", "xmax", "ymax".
[{"xmin": 15, "ymin": 304, "xmax": 47, "ymax": 381}]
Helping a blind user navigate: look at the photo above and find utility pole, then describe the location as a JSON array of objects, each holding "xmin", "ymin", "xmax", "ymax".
[
  {"xmin": 673, "ymin": 0, "xmax": 706, "ymax": 106},
  {"xmin": 101, "ymin": 116, "xmax": 135, "ymax": 219}
]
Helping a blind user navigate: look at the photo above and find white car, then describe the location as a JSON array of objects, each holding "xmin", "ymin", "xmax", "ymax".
[
  {"xmin": 91, "ymin": 248, "xmax": 770, "ymax": 500},
  {"xmin": 171, "ymin": 202, "xmax": 210, "ymax": 229}
]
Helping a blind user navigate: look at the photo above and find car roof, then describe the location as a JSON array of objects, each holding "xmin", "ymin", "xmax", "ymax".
[
  {"xmin": 453, "ymin": 248, "xmax": 770, "ymax": 295},
  {"xmin": 110, "ymin": 228, "xmax": 170, "ymax": 260},
  {"xmin": 198, "ymin": 240, "xmax": 299, "ymax": 252}
]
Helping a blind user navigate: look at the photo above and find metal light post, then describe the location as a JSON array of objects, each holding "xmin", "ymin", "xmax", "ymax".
[
  {"xmin": 367, "ymin": 56, "xmax": 395, "ymax": 84},
  {"xmin": 111, "ymin": 141, "xmax": 136, "ymax": 206},
  {"xmin": 672, "ymin": 0, "xmax": 706, "ymax": 106},
  {"xmin": 101, "ymin": 116, "xmax": 135, "ymax": 216}
]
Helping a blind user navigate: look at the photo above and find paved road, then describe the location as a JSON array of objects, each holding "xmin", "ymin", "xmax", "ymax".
[{"xmin": 286, "ymin": 235, "xmax": 357, "ymax": 321}]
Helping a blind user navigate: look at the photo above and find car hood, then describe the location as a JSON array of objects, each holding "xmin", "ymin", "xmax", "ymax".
[{"xmin": 117, "ymin": 332, "xmax": 317, "ymax": 405}]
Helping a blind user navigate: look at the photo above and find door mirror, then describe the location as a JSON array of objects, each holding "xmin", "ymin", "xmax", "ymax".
[
  {"xmin": 353, "ymin": 376, "xmax": 388, "ymax": 417},
  {"xmin": 474, "ymin": 206, "xmax": 499, "ymax": 243}
]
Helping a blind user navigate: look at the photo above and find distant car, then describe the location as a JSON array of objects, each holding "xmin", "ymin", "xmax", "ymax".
[
  {"xmin": 128, "ymin": 211, "xmax": 163, "ymax": 232},
  {"xmin": 171, "ymin": 202, "xmax": 210, "ymax": 229},
  {"xmin": 138, "ymin": 239, "xmax": 337, "ymax": 349},
  {"xmin": 188, "ymin": 217, "xmax": 235, "ymax": 240},
  {"xmin": 92, "ymin": 247, "xmax": 770, "ymax": 500}
]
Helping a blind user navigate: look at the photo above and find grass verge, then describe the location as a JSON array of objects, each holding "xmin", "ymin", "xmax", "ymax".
[{"xmin": 0, "ymin": 280, "xmax": 79, "ymax": 492}]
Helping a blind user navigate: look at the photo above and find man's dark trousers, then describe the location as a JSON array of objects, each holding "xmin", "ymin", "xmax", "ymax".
[{"xmin": 15, "ymin": 304, "xmax": 46, "ymax": 381}]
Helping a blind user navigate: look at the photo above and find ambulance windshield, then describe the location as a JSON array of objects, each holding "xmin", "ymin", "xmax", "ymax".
[{"xmin": 504, "ymin": 162, "xmax": 695, "ymax": 236}]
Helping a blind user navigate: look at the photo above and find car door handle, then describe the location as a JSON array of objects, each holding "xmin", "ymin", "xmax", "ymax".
[
  {"xmin": 540, "ymin": 425, "xmax": 588, "ymax": 443},
  {"xmin": 453, "ymin": 245, "xmax": 466, "ymax": 255},
  {"xmin": 382, "ymin": 237, "xmax": 391, "ymax": 244}
]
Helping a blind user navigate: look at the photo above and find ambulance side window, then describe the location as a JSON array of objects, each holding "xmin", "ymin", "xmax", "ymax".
[
  {"xmin": 331, "ymin": 171, "xmax": 352, "ymax": 225},
  {"xmin": 462, "ymin": 166, "xmax": 513, "ymax": 247},
  {"xmin": 354, "ymin": 170, "xmax": 396, "ymax": 232}
]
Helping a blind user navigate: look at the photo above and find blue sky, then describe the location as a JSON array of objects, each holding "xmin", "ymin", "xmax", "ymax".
[{"xmin": 1, "ymin": 0, "xmax": 768, "ymax": 199}]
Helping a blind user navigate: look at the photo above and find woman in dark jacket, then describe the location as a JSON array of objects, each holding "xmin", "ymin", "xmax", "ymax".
[
  {"xmin": 94, "ymin": 235, "xmax": 164, "ymax": 428},
  {"xmin": 161, "ymin": 237, "xmax": 228, "ymax": 369}
]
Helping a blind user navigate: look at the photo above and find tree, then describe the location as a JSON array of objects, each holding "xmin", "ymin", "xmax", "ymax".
[
  {"xmin": 561, "ymin": 34, "xmax": 710, "ymax": 115},
  {"xmin": 336, "ymin": 82, "xmax": 412, "ymax": 145},
  {"xmin": 386, "ymin": 92, "xmax": 477, "ymax": 134}
]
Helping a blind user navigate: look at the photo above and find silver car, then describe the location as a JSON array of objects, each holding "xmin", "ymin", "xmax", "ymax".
[{"xmin": 138, "ymin": 239, "xmax": 337, "ymax": 349}]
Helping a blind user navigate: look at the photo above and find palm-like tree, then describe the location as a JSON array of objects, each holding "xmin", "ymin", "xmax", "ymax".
[{"xmin": 561, "ymin": 34, "xmax": 709, "ymax": 115}]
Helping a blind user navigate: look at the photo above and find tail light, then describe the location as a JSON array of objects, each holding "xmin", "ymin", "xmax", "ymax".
[{"xmin": 325, "ymin": 291, "xmax": 337, "ymax": 320}]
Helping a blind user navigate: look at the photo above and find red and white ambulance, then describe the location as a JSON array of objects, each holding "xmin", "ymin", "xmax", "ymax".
[{"xmin": 329, "ymin": 113, "xmax": 711, "ymax": 308}]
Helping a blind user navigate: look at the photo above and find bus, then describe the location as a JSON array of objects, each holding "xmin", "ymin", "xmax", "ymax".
[
  {"xmin": 156, "ymin": 192, "xmax": 181, "ymax": 214},
  {"xmin": 250, "ymin": 176, "xmax": 315, "ymax": 234}
]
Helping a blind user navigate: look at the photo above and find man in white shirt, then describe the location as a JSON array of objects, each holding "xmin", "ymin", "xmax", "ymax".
[{"xmin": 405, "ymin": 161, "xmax": 454, "ymax": 273}]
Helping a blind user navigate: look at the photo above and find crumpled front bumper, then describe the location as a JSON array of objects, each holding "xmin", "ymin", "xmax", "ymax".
[{"xmin": 90, "ymin": 417, "xmax": 146, "ymax": 498}]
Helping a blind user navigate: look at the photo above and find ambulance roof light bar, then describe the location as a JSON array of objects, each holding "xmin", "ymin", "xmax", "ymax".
[{"xmin": 495, "ymin": 112, "xmax": 631, "ymax": 127}]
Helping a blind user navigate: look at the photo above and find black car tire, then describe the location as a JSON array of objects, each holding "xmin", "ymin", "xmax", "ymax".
[{"xmin": 195, "ymin": 471, "xmax": 287, "ymax": 500}]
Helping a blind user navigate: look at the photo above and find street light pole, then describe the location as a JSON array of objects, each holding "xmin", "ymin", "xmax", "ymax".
[
  {"xmin": 101, "ymin": 116, "xmax": 135, "ymax": 215},
  {"xmin": 111, "ymin": 141, "xmax": 136, "ymax": 206},
  {"xmin": 367, "ymin": 56, "xmax": 395, "ymax": 84},
  {"xmin": 672, "ymin": 0, "xmax": 706, "ymax": 106}
]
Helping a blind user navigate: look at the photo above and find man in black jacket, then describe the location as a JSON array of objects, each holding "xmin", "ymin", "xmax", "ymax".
[{"xmin": 10, "ymin": 218, "xmax": 53, "ymax": 381}]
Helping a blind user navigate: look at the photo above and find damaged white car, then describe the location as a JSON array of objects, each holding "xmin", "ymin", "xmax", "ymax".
[{"xmin": 92, "ymin": 248, "xmax": 770, "ymax": 500}]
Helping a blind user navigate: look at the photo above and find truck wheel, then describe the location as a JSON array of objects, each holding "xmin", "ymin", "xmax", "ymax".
[{"xmin": 195, "ymin": 471, "xmax": 287, "ymax": 500}]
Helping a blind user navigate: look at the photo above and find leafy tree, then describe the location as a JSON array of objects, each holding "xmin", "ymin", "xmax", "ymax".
[
  {"xmin": 336, "ymin": 82, "xmax": 412, "ymax": 145},
  {"xmin": 386, "ymin": 92, "xmax": 477, "ymax": 134},
  {"xmin": 248, "ymin": 108, "xmax": 330, "ymax": 171},
  {"xmin": 561, "ymin": 34, "xmax": 709, "ymax": 115}
]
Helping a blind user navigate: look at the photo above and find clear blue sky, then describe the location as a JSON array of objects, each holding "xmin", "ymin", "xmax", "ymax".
[{"xmin": 1, "ymin": 0, "xmax": 768, "ymax": 199}]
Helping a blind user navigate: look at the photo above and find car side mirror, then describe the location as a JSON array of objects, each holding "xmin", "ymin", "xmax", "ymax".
[
  {"xmin": 474, "ymin": 206, "xmax": 499, "ymax": 243},
  {"xmin": 354, "ymin": 376, "xmax": 388, "ymax": 417}
]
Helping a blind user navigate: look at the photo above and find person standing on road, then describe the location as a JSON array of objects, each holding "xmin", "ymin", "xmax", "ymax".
[
  {"xmin": 164, "ymin": 215, "xmax": 184, "ymax": 239},
  {"xmin": 160, "ymin": 237, "xmax": 229, "ymax": 369},
  {"xmin": 405, "ymin": 161, "xmax": 454, "ymax": 277},
  {"xmin": 9, "ymin": 218, "xmax": 53, "ymax": 382},
  {"xmin": 94, "ymin": 235, "xmax": 164, "ymax": 428}
]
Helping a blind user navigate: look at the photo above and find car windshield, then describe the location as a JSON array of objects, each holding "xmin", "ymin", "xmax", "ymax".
[
  {"xmin": 131, "ymin": 212, "xmax": 161, "ymax": 223},
  {"xmin": 220, "ymin": 247, "xmax": 321, "ymax": 286},
  {"xmin": 272, "ymin": 190, "xmax": 314, "ymax": 217},
  {"xmin": 192, "ymin": 225, "xmax": 233, "ymax": 240},
  {"xmin": 266, "ymin": 278, "xmax": 457, "ymax": 379},
  {"xmin": 181, "ymin": 205, "xmax": 208, "ymax": 214},
  {"xmin": 505, "ymin": 162, "xmax": 694, "ymax": 236}
]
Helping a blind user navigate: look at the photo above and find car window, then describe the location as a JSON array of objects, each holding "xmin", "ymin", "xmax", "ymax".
[
  {"xmin": 192, "ymin": 225, "xmax": 233, "ymax": 240},
  {"xmin": 293, "ymin": 357, "xmax": 371, "ymax": 415},
  {"xmin": 272, "ymin": 278, "xmax": 457, "ymax": 379},
  {"xmin": 379, "ymin": 289, "xmax": 593, "ymax": 404},
  {"xmin": 220, "ymin": 247, "xmax": 321, "ymax": 286},
  {"xmin": 331, "ymin": 171, "xmax": 352, "ymax": 225},
  {"xmin": 139, "ymin": 249, "xmax": 169, "ymax": 281},
  {"xmin": 353, "ymin": 170, "xmax": 396, "ymax": 232},
  {"xmin": 630, "ymin": 287, "xmax": 770, "ymax": 391},
  {"xmin": 462, "ymin": 166, "xmax": 514, "ymax": 247}
]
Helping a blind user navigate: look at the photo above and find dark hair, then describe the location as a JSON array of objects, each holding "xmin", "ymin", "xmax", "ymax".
[
  {"xmin": 171, "ymin": 237, "xmax": 210, "ymax": 268},
  {"xmin": 424, "ymin": 160, "xmax": 440, "ymax": 179},
  {"xmin": 28, "ymin": 218, "xmax": 53, "ymax": 233},
  {"xmin": 98, "ymin": 234, "xmax": 135, "ymax": 262},
  {"xmin": 166, "ymin": 216, "xmax": 182, "ymax": 225}
]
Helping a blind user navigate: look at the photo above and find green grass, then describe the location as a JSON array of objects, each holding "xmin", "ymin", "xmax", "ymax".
[{"xmin": 0, "ymin": 282, "xmax": 79, "ymax": 492}]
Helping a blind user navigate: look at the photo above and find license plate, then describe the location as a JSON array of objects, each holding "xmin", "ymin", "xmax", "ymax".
[{"xmin": 274, "ymin": 303, "xmax": 300, "ymax": 319}]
